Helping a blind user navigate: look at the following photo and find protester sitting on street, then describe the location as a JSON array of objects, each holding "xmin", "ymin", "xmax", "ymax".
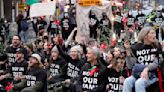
[
  {"xmin": 76, "ymin": 46, "xmax": 106, "ymax": 92},
  {"xmin": 13, "ymin": 54, "xmax": 47, "ymax": 92},
  {"xmin": 6, "ymin": 35, "xmax": 28, "ymax": 64},
  {"xmin": 123, "ymin": 27, "xmax": 163, "ymax": 92},
  {"xmin": 54, "ymin": 36, "xmax": 85, "ymax": 92},
  {"xmin": 9, "ymin": 48, "xmax": 28, "ymax": 84},
  {"xmin": 47, "ymin": 46, "xmax": 67, "ymax": 85},
  {"xmin": 105, "ymin": 57, "xmax": 127, "ymax": 92}
]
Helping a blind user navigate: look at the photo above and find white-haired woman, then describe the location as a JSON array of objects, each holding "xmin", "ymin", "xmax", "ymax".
[
  {"xmin": 54, "ymin": 37, "xmax": 85, "ymax": 92},
  {"xmin": 123, "ymin": 27, "xmax": 163, "ymax": 92}
]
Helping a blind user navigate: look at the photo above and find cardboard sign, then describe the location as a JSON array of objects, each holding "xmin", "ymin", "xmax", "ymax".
[
  {"xmin": 114, "ymin": 15, "xmax": 122, "ymax": 23},
  {"xmin": 128, "ymin": 18, "xmax": 135, "ymax": 26},
  {"xmin": 30, "ymin": 2, "xmax": 56, "ymax": 17},
  {"xmin": 137, "ymin": 17, "xmax": 146, "ymax": 25}
]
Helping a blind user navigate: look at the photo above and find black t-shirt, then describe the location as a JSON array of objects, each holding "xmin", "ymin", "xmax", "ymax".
[
  {"xmin": 61, "ymin": 18, "xmax": 70, "ymax": 31},
  {"xmin": 136, "ymin": 14, "xmax": 146, "ymax": 26},
  {"xmin": 49, "ymin": 57, "xmax": 67, "ymax": 77},
  {"xmin": 152, "ymin": 15, "xmax": 163, "ymax": 26},
  {"xmin": 57, "ymin": 45, "xmax": 85, "ymax": 79},
  {"xmin": 131, "ymin": 43, "xmax": 159, "ymax": 65},
  {"xmin": 66, "ymin": 59, "xmax": 85, "ymax": 79},
  {"xmin": 127, "ymin": 15, "xmax": 135, "ymax": 27},
  {"xmin": 105, "ymin": 68, "xmax": 128, "ymax": 92},
  {"xmin": 89, "ymin": 17, "xmax": 99, "ymax": 30},
  {"xmin": 26, "ymin": 67, "xmax": 47, "ymax": 92},
  {"xmin": 76, "ymin": 62, "xmax": 106, "ymax": 92},
  {"xmin": 100, "ymin": 18, "xmax": 111, "ymax": 28},
  {"xmin": 6, "ymin": 46, "xmax": 28, "ymax": 63},
  {"xmin": 10, "ymin": 60, "xmax": 28, "ymax": 78}
]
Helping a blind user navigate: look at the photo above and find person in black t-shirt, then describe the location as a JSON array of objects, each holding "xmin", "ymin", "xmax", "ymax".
[
  {"xmin": 47, "ymin": 46, "xmax": 67, "ymax": 84},
  {"xmin": 89, "ymin": 10, "xmax": 99, "ymax": 39},
  {"xmin": 99, "ymin": 12, "xmax": 112, "ymax": 44},
  {"xmin": 13, "ymin": 54, "xmax": 47, "ymax": 92},
  {"xmin": 123, "ymin": 27, "xmax": 163, "ymax": 92},
  {"xmin": 61, "ymin": 13, "xmax": 70, "ymax": 40},
  {"xmin": 136, "ymin": 11, "xmax": 146, "ymax": 30},
  {"xmin": 54, "ymin": 36, "xmax": 85, "ymax": 92},
  {"xmin": 6, "ymin": 35, "xmax": 28, "ymax": 64},
  {"xmin": 10, "ymin": 48, "xmax": 28, "ymax": 84},
  {"xmin": 76, "ymin": 47, "xmax": 106, "ymax": 92},
  {"xmin": 105, "ymin": 57, "xmax": 127, "ymax": 92}
]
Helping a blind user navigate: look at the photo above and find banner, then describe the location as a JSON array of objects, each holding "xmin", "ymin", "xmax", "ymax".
[
  {"xmin": 30, "ymin": 2, "xmax": 56, "ymax": 17},
  {"xmin": 76, "ymin": 1, "xmax": 112, "ymax": 43}
]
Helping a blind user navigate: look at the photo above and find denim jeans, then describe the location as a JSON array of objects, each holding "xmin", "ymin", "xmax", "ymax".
[
  {"xmin": 122, "ymin": 76, "xmax": 158, "ymax": 92},
  {"xmin": 19, "ymin": 31, "xmax": 28, "ymax": 43}
]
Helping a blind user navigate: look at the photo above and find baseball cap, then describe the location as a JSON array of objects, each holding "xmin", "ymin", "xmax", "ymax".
[
  {"xmin": 16, "ymin": 48, "xmax": 24, "ymax": 54},
  {"xmin": 31, "ymin": 54, "xmax": 43, "ymax": 67}
]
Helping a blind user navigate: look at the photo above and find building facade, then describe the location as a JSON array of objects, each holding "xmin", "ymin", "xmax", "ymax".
[{"xmin": 0, "ymin": 0, "xmax": 19, "ymax": 22}]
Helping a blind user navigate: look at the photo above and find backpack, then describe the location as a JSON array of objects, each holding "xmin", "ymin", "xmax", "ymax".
[{"xmin": 21, "ymin": 20, "xmax": 28, "ymax": 31}]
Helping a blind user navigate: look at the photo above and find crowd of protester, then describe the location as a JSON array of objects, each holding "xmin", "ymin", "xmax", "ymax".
[{"xmin": 0, "ymin": 6, "xmax": 163, "ymax": 92}]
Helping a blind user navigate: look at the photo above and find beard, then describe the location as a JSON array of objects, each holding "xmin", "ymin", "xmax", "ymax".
[{"xmin": 16, "ymin": 56, "xmax": 23, "ymax": 62}]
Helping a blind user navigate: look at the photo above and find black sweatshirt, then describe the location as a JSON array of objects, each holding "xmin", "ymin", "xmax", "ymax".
[
  {"xmin": 76, "ymin": 61, "xmax": 106, "ymax": 92},
  {"xmin": 14, "ymin": 67, "xmax": 47, "ymax": 92},
  {"xmin": 6, "ymin": 46, "xmax": 28, "ymax": 63},
  {"xmin": 26, "ymin": 67, "xmax": 47, "ymax": 92},
  {"xmin": 105, "ymin": 68, "xmax": 128, "ymax": 92},
  {"xmin": 56, "ymin": 45, "xmax": 85, "ymax": 80},
  {"xmin": 10, "ymin": 60, "xmax": 28, "ymax": 79},
  {"xmin": 131, "ymin": 43, "xmax": 162, "ymax": 71},
  {"xmin": 48, "ymin": 57, "xmax": 67, "ymax": 83}
]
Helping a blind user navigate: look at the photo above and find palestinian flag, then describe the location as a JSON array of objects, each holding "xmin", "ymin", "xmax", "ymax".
[{"xmin": 88, "ymin": 66, "xmax": 99, "ymax": 76}]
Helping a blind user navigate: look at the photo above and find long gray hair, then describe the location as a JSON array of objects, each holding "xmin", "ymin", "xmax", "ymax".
[
  {"xmin": 137, "ymin": 27, "xmax": 155, "ymax": 43},
  {"xmin": 138, "ymin": 27, "xmax": 160, "ymax": 48}
]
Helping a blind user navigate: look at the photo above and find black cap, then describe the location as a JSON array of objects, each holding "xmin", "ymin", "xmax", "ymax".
[{"xmin": 16, "ymin": 48, "xmax": 24, "ymax": 54}]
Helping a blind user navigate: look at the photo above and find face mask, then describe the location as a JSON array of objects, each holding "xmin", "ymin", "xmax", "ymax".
[
  {"xmin": 162, "ymin": 13, "xmax": 164, "ymax": 17},
  {"xmin": 91, "ymin": 14, "xmax": 95, "ymax": 18},
  {"xmin": 43, "ymin": 36, "xmax": 48, "ymax": 40},
  {"xmin": 138, "ymin": 11, "xmax": 142, "ymax": 14},
  {"xmin": 129, "ymin": 12, "xmax": 132, "ymax": 15},
  {"xmin": 103, "ymin": 15, "xmax": 106, "ymax": 18},
  {"xmin": 156, "ymin": 12, "xmax": 161, "ymax": 17},
  {"xmin": 64, "ymin": 13, "xmax": 69, "ymax": 17}
]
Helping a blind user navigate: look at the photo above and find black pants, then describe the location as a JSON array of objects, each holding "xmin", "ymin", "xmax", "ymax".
[
  {"xmin": 62, "ymin": 30, "xmax": 71, "ymax": 40},
  {"xmin": 90, "ymin": 28, "xmax": 97, "ymax": 39}
]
